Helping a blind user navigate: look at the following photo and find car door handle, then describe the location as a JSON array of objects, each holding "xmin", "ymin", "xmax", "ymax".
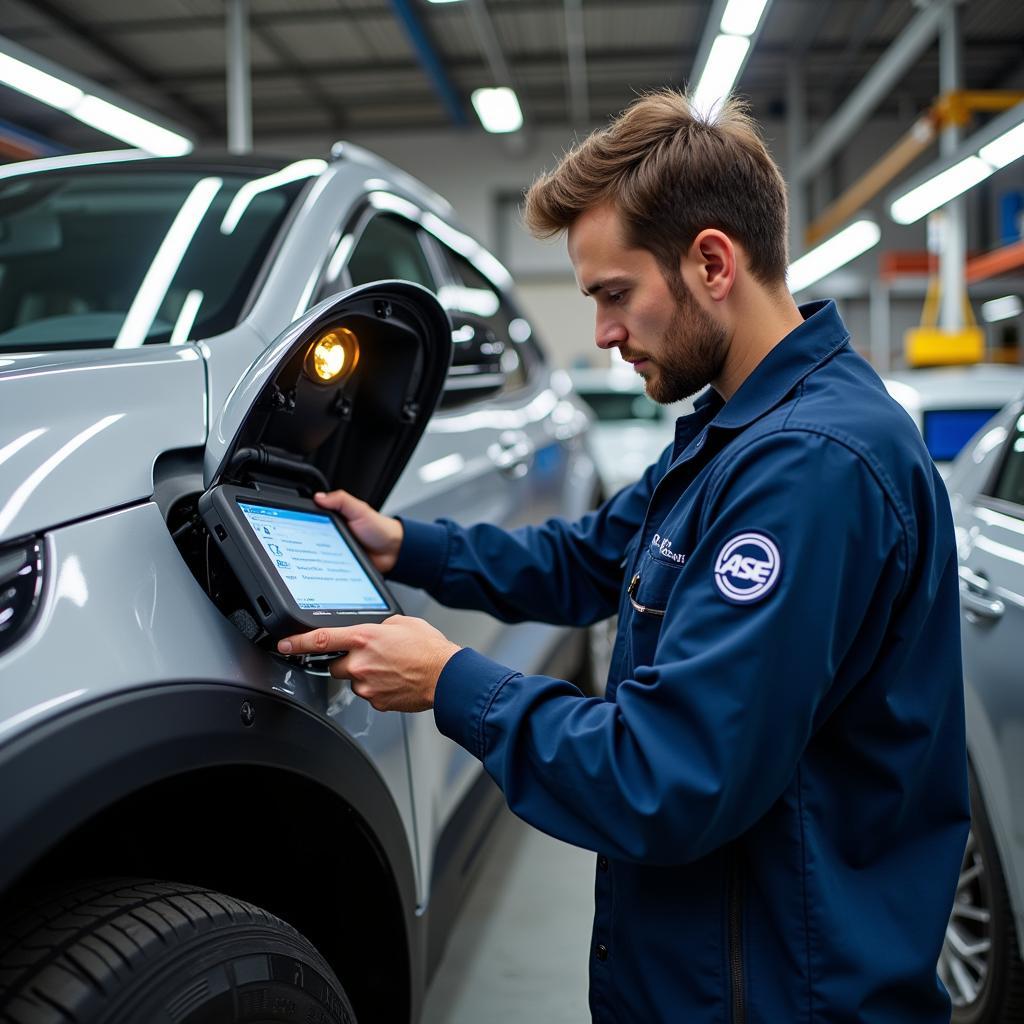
[
  {"xmin": 959, "ymin": 567, "xmax": 1006, "ymax": 622},
  {"xmin": 488, "ymin": 431, "xmax": 534, "ymax": 478}
]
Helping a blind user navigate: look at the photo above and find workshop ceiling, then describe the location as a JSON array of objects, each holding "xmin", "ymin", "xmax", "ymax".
[{"xmin": 1, "ymin": 0, "xmax": 1023, "ymax": 149}]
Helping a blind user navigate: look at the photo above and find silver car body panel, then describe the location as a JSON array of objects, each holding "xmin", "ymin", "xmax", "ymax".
[
  {"xmin": 946, "ymin": 402, "xmax": 1024, "ymax": 950},
  {"xmin": 0, "ymin": 500, "xmax": 420, "ymax": 891},
  {"xmin": 0, "ymin": 345, "xmax": 206, "ymax": 544}
]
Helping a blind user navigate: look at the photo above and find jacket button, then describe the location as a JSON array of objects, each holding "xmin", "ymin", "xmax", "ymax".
[
  {"xmin": 595, "ymin": 944, "xmax": 608, "ymax": 962},
  {"xmin": 598, "ymin": 855, "xmax": 609, "ymax": 872}
]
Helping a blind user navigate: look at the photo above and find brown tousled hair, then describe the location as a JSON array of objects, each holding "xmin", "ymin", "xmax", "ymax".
[{"xmin": 524, "ymin": 89, "xmax": 789, "ymax": 287}]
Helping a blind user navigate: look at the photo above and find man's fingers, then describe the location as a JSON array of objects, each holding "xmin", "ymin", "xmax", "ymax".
[
  {"xmin": 277, "ymin": 625, "xmax": 366, "ymax": 655},
  {"xmin": 313, "ymin": 489, "xmax": 363, "ymax": 516}
]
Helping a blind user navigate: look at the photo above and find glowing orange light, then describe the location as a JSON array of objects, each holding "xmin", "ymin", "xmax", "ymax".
[{"xmin": 305, "ymin": 327, "xmax": 358, "ymax": 383}]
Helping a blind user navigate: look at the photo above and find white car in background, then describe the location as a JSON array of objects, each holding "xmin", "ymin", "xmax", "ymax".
[
  {"xmin": 884, "ymin": 365, "xmax": 1024, "ymax": 473},
  {"xmin": 570, "ymin": 368, "xmax": 695, "ymax": 496}
]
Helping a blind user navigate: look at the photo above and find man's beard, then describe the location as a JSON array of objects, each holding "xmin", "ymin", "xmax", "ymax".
[{"xmin": 626, "ymin": 282, "xmax": 728, "ymax": 404}]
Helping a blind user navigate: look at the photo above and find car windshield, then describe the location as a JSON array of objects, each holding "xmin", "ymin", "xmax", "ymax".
[
  {"xmin": 0, "ymin": 165, "xmax": 306, "ymax": 353},
  {"xmin": 578, "ymin": 390, "xmax": 663, "ymax": 423}
]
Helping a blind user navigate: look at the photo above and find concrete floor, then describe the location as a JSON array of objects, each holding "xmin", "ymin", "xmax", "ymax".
[{"xmin": 421, "ymin": 809, "xmax": 595, "ymax": 1023}]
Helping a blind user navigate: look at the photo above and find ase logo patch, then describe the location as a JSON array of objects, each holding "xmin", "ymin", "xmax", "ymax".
[{"xmin": 713, "ymin": 532, "xmax": 781, "ymax": 604}]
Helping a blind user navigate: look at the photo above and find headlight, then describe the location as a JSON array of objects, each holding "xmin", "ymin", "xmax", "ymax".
[{"xmin": 0, "ymin": 540, "xmax": 44, "ymax": 656}]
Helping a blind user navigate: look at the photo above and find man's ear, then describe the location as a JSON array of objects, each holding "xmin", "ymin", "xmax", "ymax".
[{"xmin": 685, "ymin": 229, "xmax": 736, "ymax": 302}]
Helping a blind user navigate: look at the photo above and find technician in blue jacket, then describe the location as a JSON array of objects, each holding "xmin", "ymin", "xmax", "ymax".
[{"xmin": 280, "ymin": 90, "xmax": 969, "ymax": 1023}]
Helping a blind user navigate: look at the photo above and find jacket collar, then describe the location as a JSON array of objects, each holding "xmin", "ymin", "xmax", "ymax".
[{"xmin": 698, "ymin": 299, "xmax": 850, "ymax": 431}]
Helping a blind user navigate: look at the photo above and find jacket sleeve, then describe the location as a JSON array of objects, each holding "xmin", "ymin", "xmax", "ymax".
[
  {"xmin": 386, "ymin": 444, "xmax": 673, "ymax": 627},
  {"xmin": 432, "ymin": 430, "xmax": 909, "ymax": 864}
]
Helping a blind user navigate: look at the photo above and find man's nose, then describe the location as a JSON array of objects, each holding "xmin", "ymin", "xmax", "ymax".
[{"xmin": 595, "ymin": 314, "xmax": 627, "ymax": 350}]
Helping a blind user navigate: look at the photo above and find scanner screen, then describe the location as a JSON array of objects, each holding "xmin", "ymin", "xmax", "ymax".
[{"xmin": 239, "ymin": 502, "xmax": 389, "ymax": 611}]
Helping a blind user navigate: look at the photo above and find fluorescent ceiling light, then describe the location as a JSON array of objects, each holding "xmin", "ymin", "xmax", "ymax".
[
  {"xmin": 0, "ymin": 41, "xmax": 192, "ymax": 155},
  {"xmin": 720, "ymin": 0, "xmax": 770, "ymax": 36},
  {"xmin": 471, "ymin": 87, "xmax": 523, "ymax": 134},
  {"xmin": 787, "ymin": 218, "xmax": 880, "ymax": 294},
  {"xmin": 220, "ymin": 158, "xmax": 327, "ymax": 234},
  {"xmin": 981, "ymin": 295, "xmax": 1023, "ymax": 323},
  {"xmin": 890, "ymin": 155, "xmax": 994, "ymax": 225},
  {"xmin": 0, "ymin": 51, "xmax": 82, "ymax": 109},
  {"xmin": 885, "ymin": 102, "xmax": 1024, "ymax": 228},
  {"xmin": 979, "ymin": 121, "xmax": 1024, "ymax": 170},
  {"xmin": 691, "ymin": 35, "xmax": 750, "ymax": 119},
  {"xmin": 71, "ymin": 95, "xmax": 191, "ymax": 156}
]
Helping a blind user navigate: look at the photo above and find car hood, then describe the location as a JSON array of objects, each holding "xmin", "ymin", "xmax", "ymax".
[{"xmin": 0, "ymin": 346, "xmax": 207, "ymax": 544}]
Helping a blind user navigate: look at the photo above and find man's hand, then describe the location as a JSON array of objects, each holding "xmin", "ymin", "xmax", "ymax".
[
  {"xmin": 278, "ymin": 616, "xmax": 461, "ymax": 712},
  {"xmin": 313, "ymin": 489, "xmax": 403, "ymax": 574}
]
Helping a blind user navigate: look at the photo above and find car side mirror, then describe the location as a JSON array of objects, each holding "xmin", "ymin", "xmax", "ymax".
[{"xmin": 441, "ymin": 313, "xmax": 507, "ymax": 406}]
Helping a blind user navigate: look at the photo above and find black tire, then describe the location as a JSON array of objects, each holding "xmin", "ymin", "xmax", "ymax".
[
  {"xmin": 944, "ymin": 770, "xmax": 1024, "ymax": 1023},
  {"xmin": 0, "ymin": 878, "xmax": 357, "ymax": 1024}
]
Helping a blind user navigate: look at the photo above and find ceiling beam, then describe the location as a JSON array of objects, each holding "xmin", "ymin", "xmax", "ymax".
[
  {"xmin": 796, "ymin": 0, "xmax": 955, "ymax": 182},
  {"xmin": 78, "ymin": 40, "xmax": 1024, "ymax": 92},
  {"xmin": 564, "ymin": 0, "xmax": 589, "ymax": 129},
  {"xmin": 3, "ymin": 0, "xmax": 703, "ymax": 39},
  {"xmin": 467, "ymin": 0, "xmax": 517, "ymax": 93},
  {"xmin": 388, "ymin": 0, "xmax": 467, "ymax": 126},
  {"xmin": 253, "ymin": 23, "xmax": 346, "ymax": 130}
]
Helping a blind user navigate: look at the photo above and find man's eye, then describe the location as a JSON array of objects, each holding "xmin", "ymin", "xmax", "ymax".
[{"xmin": 607, "ymin": 291, "xmax": 625, "ymax": 305}]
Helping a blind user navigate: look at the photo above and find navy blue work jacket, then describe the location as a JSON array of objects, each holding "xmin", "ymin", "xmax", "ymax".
[{"xmin": 391, "ymin": 301, "xmax": 969, "ymax": 1023}]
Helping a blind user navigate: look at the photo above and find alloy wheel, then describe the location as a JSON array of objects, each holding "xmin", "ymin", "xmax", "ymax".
[{"xmin": 940, "ymin": 829, "xmax": 993, "ymax": 1008}]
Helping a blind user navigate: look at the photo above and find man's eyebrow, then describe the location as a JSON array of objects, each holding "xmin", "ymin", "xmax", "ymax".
[{"xmin": 581, "ymin": 276, "xmax": 631, "ymax": 297}]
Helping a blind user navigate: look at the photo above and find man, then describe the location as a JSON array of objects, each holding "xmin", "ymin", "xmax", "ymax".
[{"xmin": 279, "ymin": 91, "xmax": 969, "ymax": 1023}]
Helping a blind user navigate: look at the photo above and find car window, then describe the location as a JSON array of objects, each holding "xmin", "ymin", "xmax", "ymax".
[
  {"xmin": 0, "ymin": 169, "xmax": 303, "ymax": 352},
  {"xmin": 986, "ymin": 412, "xmax": 1024, "ymax": 507},
  {"xmin": 438, "ymin": 250, "xmax": 533, "ymax": 392},
  {"xmin": 346, "ymin": 215, "xmax": 436, "ymax": 290}
]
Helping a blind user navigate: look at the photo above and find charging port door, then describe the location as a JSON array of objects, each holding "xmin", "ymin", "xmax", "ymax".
[{"xmin": 204, "ymin": 280, "xmax": 452, "ymax": 507}]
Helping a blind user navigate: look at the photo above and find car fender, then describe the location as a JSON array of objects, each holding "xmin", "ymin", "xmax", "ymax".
[{"xmin": 0, "ymin": 680, "xmax": 418, "ymax": 941}]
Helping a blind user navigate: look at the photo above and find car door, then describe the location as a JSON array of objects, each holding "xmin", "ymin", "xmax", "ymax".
[{"xmin": 956, "ymin": 410, "xmax": 1024, "ymax": 938}]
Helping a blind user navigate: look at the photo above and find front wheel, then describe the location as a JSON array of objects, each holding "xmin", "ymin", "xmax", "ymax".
[
  {"xmin": 940, "ymin": 771, "xmax": 1024, "ymax": 1023},
  {"xmin": 0, "ymin": 878, "xmax": 356, "ymax": 1024}
]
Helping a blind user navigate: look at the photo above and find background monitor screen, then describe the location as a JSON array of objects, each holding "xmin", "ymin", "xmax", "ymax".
[
  {"xmin": 922, "ymin": 408, "xmax": 999, "ymax": 463},
  {"xmin": 238, "ymin": 502, "xmax": 389, "ymax": 611}
]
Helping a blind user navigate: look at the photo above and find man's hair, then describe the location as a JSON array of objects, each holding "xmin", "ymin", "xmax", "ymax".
[{"xmin": 524, "ymin": 90, "xmax": 789, "ymax": 287}]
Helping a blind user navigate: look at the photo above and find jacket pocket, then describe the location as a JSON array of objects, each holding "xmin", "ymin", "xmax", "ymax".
[{"xmin": 625, "ymin": 554, "xmax": 683, "ymax": 666}]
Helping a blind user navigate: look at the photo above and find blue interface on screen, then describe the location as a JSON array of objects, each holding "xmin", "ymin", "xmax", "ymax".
[
  {"xmin": 922, "ymin": 409, "xmax": 998, "ymax": 463},
  {"xmin": 239, "ymin": 502, "xmax": 389, "ymax": 611}
]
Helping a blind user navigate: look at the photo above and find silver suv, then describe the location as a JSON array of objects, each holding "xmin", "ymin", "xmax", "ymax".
[
  {"xmin": 941, "ymin": 399, "xmax": 1024, "ymax": 1023},
  {"xmin": 0, "ymin": 147, "xmax": 596, "ymax": 1022}
]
